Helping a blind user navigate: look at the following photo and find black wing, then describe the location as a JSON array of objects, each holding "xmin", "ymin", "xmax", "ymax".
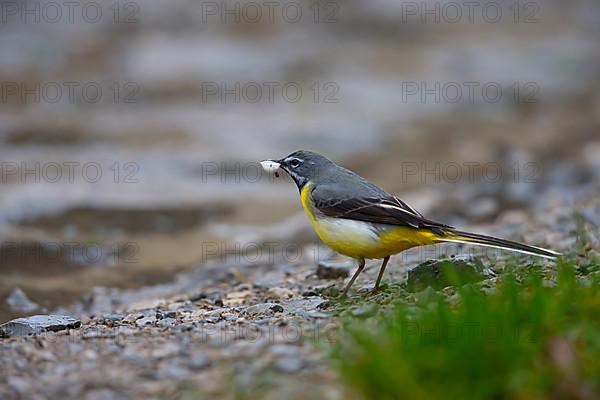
[{"xmin": 311, "ymin": 185, "xmax": 452, "ymax": 236}]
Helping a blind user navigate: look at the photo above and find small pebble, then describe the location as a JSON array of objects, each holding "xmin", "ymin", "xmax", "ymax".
[
  {"xmin": 267, "ymin": 287, "xmax": 293, "ymax": 299},
  {"xmin": 157, "ymin": 318, "xmax": 177, "ymax": 328},
  {"xmin": 275, "ymin": 357, "xmax": 303, "ymax": 373},
  {"xmin": 270, "ymin": 304, "xmax": 284, "ymax": 313},
  {"xmin": 188, "ymin": 352, "xmax": 211, "ymax": 370},
  {"xmin": 316, "ymin": 261, "xmax": 352, "ymax": 279},
  {"xmin": 135, "ymin": 317, "xmax": 156, "ymax": 328}
]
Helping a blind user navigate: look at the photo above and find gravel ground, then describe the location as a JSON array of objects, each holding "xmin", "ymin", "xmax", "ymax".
[{"xmin": 2, "ymin": 179, "xmax": 598, "ymax": 399}]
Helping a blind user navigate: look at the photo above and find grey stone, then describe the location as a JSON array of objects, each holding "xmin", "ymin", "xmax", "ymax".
[
  {"xmin": 270, "ymin": 304, "xmax": 284, "ymax": 313},
  {"xmin": 284, "ymin": 298, "xmax": 327, "ymax": 317},
  {"xmin": 306, "ymin": 311, "xmax": 330, "ymax": 319},
  {"xmin": 135, "ymin": 316, "xmax": 156, "ymax": 327},
  {"xmin": 5, "ymin": 288, "xmax": 38, "ymax": 313},
  {"xmin": 157, "ymin": 361, "xmax": 190, "ymax": 380},
  {"xmin": 274, "ymin": 356, "xmax": 303, "ymax": 373},
  {"xmin": 0, "ymin": 315, "xmax": 80, "ymax": 338},
  {"xmin": 161, "ymin": 310, "xmax": 178, "ymax": 319},
  {"xmin": 188, "ymin": 352, "xmax": 211, "ymax": 370},
  {"xmin": 316, "ymin": 261, "xmax": 352, "ymax": 279},
  {"xmin": 407, "ymin": 258, "xmax": 489, "ymax": 292},
  {"xmin": 244, "ymin": 302, "xmax": 280, "ymax": 315},
  {"xmin": 266, "ymin": 287, "xmax": 293, "ymax": 299},
  {"xmin": 270, "ymin": 344, "xmax": 300, "ymax": 357},
  {"xmin": 303, "ymin": 284, "xmax": 337, "ymax": 297},
  {"xmin": 157, "ymin": 317, "xmax": 177, "ymax": 328},
  {"xmin": 68, "ymin": 343, "xmax": 83, "ymax": 354},
  {"xmin": 101, "ymin": 313, "xmax": 125, "ymax": 326},
  {"xmin": 253, "ymin": 273, "xmax": 284, "ymax": 288}
]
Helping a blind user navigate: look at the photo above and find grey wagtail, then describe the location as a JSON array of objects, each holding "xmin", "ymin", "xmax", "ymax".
[{"xmin": 261, "ymin": 150, "xmax": 560, "ymax": 296}]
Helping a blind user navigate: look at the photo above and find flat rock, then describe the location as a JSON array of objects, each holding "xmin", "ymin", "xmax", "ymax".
[
  {"xmin": 407, "ymin": 258, "xmax": 488, "ymax": 292},
  {"xmin": 316, "ymin": 261, "xmax": 352, "ymax": 279},
  {"xmin": 0, "ymin": 315, "xmax": 81, "ymax": 338},
  {"xmin": 244, "ymin": 302, "xmax": 281, "ymax": 315}
]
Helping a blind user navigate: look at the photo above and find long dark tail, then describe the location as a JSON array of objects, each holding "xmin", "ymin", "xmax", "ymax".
[{"xmin": 438, "ymin": 229, "xmax": 561, "ymax": 260}]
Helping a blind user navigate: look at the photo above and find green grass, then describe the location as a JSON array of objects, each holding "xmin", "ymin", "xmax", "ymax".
[{"xmin": 333, "ymin": 257, "xmax": 600, "ymax": 399}]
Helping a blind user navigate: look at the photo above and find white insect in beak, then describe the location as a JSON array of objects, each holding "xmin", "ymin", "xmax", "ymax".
[{"xmin": 260, "ymin": 160, "xmax": 281, "ymax": 177}]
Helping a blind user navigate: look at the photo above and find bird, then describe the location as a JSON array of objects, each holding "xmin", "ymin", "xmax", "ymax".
[{"xmin": 261, "ymin": 150, "xmax": 560, "ymax": 297}]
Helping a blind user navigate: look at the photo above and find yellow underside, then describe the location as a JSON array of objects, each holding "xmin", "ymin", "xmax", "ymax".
[{"xmin": 300, "ymin": 184, "xmax": 441, "ymax": 259}]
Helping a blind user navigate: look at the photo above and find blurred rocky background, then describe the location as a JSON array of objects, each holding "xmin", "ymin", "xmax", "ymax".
[
  {"xmin": 0, "ymin": 0, "xmax": 599, "ymax": 336},
  {"xmin": 2, "ymin": 0, "xmax": 600, "ymax": 398}
]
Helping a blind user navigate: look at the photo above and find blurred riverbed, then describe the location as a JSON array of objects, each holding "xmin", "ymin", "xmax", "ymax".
[{"xmin": 1, "ymin": 0, "xmax": 600, "ymax": 322}]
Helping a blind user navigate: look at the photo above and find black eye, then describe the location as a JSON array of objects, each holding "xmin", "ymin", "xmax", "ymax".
[{"xmin": 289, "ymin": 159, "xmax": 301, "ymax": 168}]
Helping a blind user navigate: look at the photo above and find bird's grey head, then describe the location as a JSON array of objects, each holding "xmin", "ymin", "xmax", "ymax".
[{"xmin": 262, "ymin": 150, "xmax": 336, "ymax": 190}]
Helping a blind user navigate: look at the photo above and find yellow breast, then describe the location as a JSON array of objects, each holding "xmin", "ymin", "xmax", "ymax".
[{"xmin": 300, "ymin": 183, "xmax": 438, "ymax": 259}]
